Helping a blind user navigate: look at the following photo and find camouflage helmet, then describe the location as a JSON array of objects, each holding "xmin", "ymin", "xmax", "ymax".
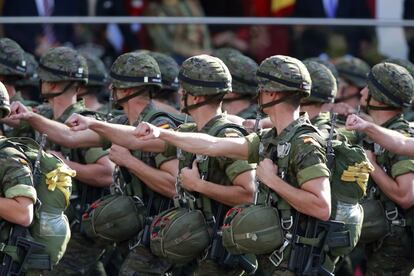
[
  {"xmin": 0, "ymin": 38, "xmax": 27, "ymax": 77},
  {"xmin": 302, "ymin": 60, "xmax": 337, "ymax": 104},
  {"xmin": 335, "ymin": 56, "xmax": 370, "ymax": 88},
  {"xmin": 179, "ymin": 54, "xmax": 232, "ymax": 96},
  {"xmin": 38, "ymin": 47, "xmax": 88, "ymax": 84},
  {"xmin": 110, "ymin": 52, "xmax": 162, "ymax": 89},
  {"xmin": 0, "ymin": 81, "xmax": 10, "ymax": 119},
  {"xmin": 213, "ymin": 51, "xmax": 258, "ymax": 96},
  {"xmin": 303, "ymin": 57, "xmax": 339, "ymax": 83},
  {"xmin": 257, "ymin": 55, "xmax": 311, "ymax": 97},
  {"xmin": 367, "ymin": 62, "xmax": 414, "ymax": 108},
  {"xmin": 15, "ymin": 52, "xmax": 39, "ymax": 88},
  {"xmin": 384, "ymin": 58, "xmax": 414, "ymax": 79},
  {"xmin": 147, "ymin": 52, "xmax": 179, "ymax": 91},
  {"xmin": 83, "ymin": 54, "xmax": 108, "ymax": 87}
]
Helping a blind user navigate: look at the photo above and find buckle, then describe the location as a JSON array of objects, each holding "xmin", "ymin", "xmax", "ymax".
[
  {"xmin": 281, "ymin": 216, "xmax": 293, "ymax": 230},
  {"xmin": 391, "ymin": 219, "xmax": 406, "ymax": 227},
  {"xmin": 0, "ymin": 243, "xmax": 5, "ymax": 252},
  {"xmin": 269, "ymin": 238, "xmax": 290, "ymax": 268},
  {"xmin": 386, "ymin": 207, "xmax": 399, "ymax": 221}
]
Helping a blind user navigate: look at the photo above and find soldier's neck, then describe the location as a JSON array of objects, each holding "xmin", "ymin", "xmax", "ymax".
[
  {"xmin": 268, "ymin": 105, "xmax": 300, "ymax": 134},
  {"xmin": 370, "ymin": 109, "xmax": 401, "ymax": 126},
  {"xmin": 52, "ymin": 94, "xmax": 77, "ymax": 120},
  {"xmin": 222, "ymin": 99, "xmax": 250, "ymax": 116},
  {"xmin": 125, "ymin": 100, "xmax": 149, "ymax": 124},
  {"xmin": 83, "ymin": 95, "xmax": 102, "ymax": 112},
  {"xmin": 300, "ymin": 104, "xmax": 322, "ymax": 120},
  {"xmin": 191, "ymin": 105, "xmax": 222, "ymax": 131}
]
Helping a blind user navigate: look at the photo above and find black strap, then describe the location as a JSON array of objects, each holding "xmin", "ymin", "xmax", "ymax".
[
  {"xmin": 39, "ymin": 63, "xmax": 86, "ymax": 80},
  {"xmin": 368, "ymin": 72, "xmax": 408, "ymax": 107},
  {"xmin": 0, "ymin": 57, "xmax": 26, "ymax": 74},
  {"xmin": 309, "ymin": 90, "xmax": 334, "ymax": 103},
  {"xmin": 88, "ymin": 73, "xmax": 107, "ymax": 84},
  {"xmin": 115, "ymin": 88, "xmax": 149, "ymax": 105},
  {"xmin": 110, "ymin": 71, "xmax": 161, "ymax": 85},
  {"xmin": 257, "ymin": 71, "xmax": 310, "ymax": 91},
  {"xmin": 178, "ymin": 72, "xmax": 230, "ymax": 89}
]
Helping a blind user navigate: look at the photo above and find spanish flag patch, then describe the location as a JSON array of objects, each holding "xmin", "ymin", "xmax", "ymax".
[{"xmin": 158, "ymin": 123, "xmax": 171, "ymax": 129}]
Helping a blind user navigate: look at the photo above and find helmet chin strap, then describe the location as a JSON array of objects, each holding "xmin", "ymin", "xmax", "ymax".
[
  {"xmin": 258, "ymin": 93, "xmax": 300, "ymax": 112},
  {"xmin": 181, "ymin": 93, "xmax": 224, "ymax": 114},
  {"xmin": 41, "ymin": 81, "xmax": 75, "ymax": 101},
  {"xmin": 365, "ymin": 94, "xmax": 400, "ymax": 113}
]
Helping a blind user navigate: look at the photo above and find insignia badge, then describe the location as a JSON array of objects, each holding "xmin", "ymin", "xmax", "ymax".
[{"xmin": 277, "ymin": 142, "xmax": 291, "ymax": 159}]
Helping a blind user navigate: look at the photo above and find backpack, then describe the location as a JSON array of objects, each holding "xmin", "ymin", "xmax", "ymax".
[{"xmin": 0, "ymin": 137, "xmax": 75, "ymax": 266}]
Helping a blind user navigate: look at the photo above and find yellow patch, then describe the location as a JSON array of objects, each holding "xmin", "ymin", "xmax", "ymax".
[
  {"xmin": 224, "ymin": 132, "xmax": 240, "ymax": 138},
  {"xmin": 18, "ymin": 158, "xmax": 28, "ymax": 165},
  {"xmin": 158, "ymin": 123, "xmax": 171, "ymax": 129}
]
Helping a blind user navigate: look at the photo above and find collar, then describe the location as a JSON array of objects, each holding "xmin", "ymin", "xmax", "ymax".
[{"xmin": 56, "ymin": 100, "xmax": 86, "ymax": 123}]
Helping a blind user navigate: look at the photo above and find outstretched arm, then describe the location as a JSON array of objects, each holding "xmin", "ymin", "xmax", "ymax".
[
  {"xmin": 346, "ymin": 114, "xmax": 414, "ymax": 156},
  {"xmin": 9, "ymin": 101, "xmax": 102, "ymax": 148},
  {"xmin": 134, "ymin": 122, "xmax": 249, "ymax": 160},
  {"xmin": 66, "ymin": 113, "xmax": 166, "ymax": 152}
]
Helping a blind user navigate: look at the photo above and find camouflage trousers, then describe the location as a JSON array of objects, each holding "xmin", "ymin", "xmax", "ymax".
[
  {"xmin": 119, "ymin": 245, "xmax": 172, "ymax": 276},
  {"xmin": 45, "ymin": 232, "xmax": 106, "ymax": 276},
  {"xmin": 366, "ymin": 226, "xmax": 414, "ymax": 276}
]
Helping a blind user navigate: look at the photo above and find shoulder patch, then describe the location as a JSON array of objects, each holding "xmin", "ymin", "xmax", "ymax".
[{"xmin": 158, "ymin": 123, "xmax": 171, "ymax": 129}]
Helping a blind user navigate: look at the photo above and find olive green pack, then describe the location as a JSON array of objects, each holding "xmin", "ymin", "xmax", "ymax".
[{"xmin": 0, "ymin": 137, "xmax": 74, "ymax": 266}]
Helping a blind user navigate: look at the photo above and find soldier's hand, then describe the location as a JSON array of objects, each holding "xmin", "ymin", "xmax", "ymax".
[
  {"xmin": 257, "ymin": 158, "xmax": 278, "ymax": 186},
  {"xmin": 179, "ymin": 160, "xmax": 201, "ymax": 192},
  {"xmin": 346, "ymin": 114, "xmax": 370, "ymax": 131},
  {"xmin": 9, "ymin": 101, "xmax": 32, "ymax": 120},
  {"xmin": 134, "ymin": 122, "xmax": 160, "ymax": 140},
  {"xmin": 65, "ymin": 113, "xmax": 91, "ymax": 131},
  {"xmin": 109, "ymin": 145, "xmax": 132, "ymax": 167}
]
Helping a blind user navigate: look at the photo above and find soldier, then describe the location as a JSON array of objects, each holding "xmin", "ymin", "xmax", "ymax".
[
  {"xmin": 10, "ymin": 52, "xmax": 180, "ymax": 275},
  {"xmin": 0, "ymin": 80, "xmax": 75, "ymax": 274},
  {"xmin": 147, "ymin": 51, "xmax": 182, "ymax": 114},
  {"xmin": 134, "ymin": 55, "xmax": 337, "ymax": 275},
  {"xmin": 334, "ymin": 56, "xmax": 370, "ymax": 123},
  {"xmin": 351, "ymin": 62, "xmax": 414, "ymax": 275},
  {"xmin": 12, "ymin": 46, "xmax": 114, "ymax": 275},
  {"xmin": 77, "ymin": 53, "xmax": 111, "ymax": 115},
  {"xmin": 15, "ymin": 52, "xmax": 41, "ymax": 105},
  {"xmin": 300, "ymin": 60, "xmax": 337, "ymax": 131},
  {"xmin": 213, "ymin": 50, "xmax": 259, "ymax": 119}
]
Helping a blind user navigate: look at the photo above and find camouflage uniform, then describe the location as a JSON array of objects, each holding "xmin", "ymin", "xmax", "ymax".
[
  {"xmin": 213, "ymin": 49, "xmax": 259, "ymax": 119},
  {"xmin": 362, "ymin": 62, "xmax": 414, "ymax": 276},
  {"xmin": 97, "ymin": 52, "xmax": 178, "ymax": 276},
  {"xmin": 35, "ymin": 47, "xmax": 109, "ymax": 276}
]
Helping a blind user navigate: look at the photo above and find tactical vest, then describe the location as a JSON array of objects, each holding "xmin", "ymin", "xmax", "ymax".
[
  {"xmin": 150, "ymin": 117, "xmax": 249, "ymax": 265},
  {"xmin": 0, "ymin": 137, "xmax": 75, "ymax": 269},
  {"xmin": 360, "ymin": 117, "xmax": 414, "ymax": 243}
]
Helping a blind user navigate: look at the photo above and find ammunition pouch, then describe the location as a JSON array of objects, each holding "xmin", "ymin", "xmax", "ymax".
[
  {"xmin": 222, "ymin": 204, "xmax": 283, "ymax": 255},
  {"xmin": 359, "ymin": 199, "xmax": 390, "ymax": 243},
  {"xmin": 150, "ymin": 207, "xmax": 212, "ymax": 266}
]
